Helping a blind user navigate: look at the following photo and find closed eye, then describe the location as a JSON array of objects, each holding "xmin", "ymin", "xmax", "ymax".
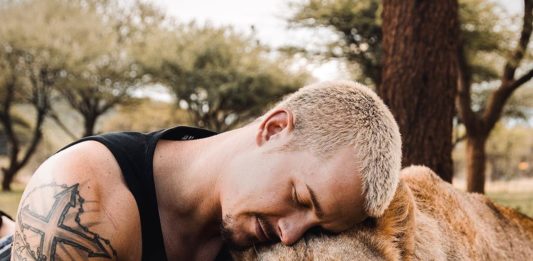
[{"xmin": 292, "ymin": 185, "xmax": 307, "ymax": 208}]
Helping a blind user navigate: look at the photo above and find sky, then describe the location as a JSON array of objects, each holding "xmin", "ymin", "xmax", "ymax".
[{"xmin": 151, "ymin": 0, "xmax": 524, "ymax": 81}]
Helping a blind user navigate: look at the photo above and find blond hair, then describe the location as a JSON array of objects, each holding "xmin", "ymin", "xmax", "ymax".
[{"xmin": 274, "ymin": 80, "xmax": 402, "ymax": 217}]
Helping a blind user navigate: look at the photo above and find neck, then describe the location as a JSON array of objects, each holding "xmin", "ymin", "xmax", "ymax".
[{"xmin": 153, "ymin": 126, "xmax": 252, "ymax": 242}]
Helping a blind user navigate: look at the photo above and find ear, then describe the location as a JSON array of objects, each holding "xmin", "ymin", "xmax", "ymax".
[{"xmin": 256, "ymin": 109, "xmax": 295, "ymax": 146}]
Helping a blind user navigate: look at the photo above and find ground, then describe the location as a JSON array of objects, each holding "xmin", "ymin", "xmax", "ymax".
[{"xmin": 0, "ymin": 182, "xmax": 24, "ymax": 218}]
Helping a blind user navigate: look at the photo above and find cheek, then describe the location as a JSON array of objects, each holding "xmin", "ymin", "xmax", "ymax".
[
  {"xmin": 221, "ymin": 152, "xmax": 294, "ymax": 217},
  {"xmin": 221, "ymin": 173, "xmax": 290, "ymax": 217}
]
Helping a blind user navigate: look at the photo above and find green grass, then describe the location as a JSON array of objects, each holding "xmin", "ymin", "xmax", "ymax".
[{"xmin": 488, "ymin": 191, "xmax": 533, "ymax": 217}]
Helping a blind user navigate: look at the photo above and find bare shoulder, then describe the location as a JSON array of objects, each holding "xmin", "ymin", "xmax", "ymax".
[{"xmin": 12, "ymin": 141, "xmax": 141, "ymax": 261}]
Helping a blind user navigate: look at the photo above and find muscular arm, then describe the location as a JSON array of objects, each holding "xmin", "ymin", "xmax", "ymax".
[
  {"xmin": 12, "ymin": 182, "xmax": 117, "ymax": 261},
  {"xmin": 11, "ymin": 141, "xmax": 141, "ymax": 261}
]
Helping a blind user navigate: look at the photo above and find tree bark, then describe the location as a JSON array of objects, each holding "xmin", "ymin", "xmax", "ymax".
[
  {"xmin": 0, "ymin": 55, "xmax": 52, "ymax": 191},
  {"xmin": 465, "ymin": 135, "xmax": 487, "ymax": 193},
  {"xmin": 1, "ymin": 101, "xmax": 46, "ymax": 191},
  {"xmin": 0, "ymin": 78, "xmax": 20, "ymax": 192},
  {"xmin": 0, "ymin": 76, "xmax": 46, "ymax": 191},
  {"xmin": 83, "ymin": 114, "xmax": 97, "ymax": 137},
  {"xmin": 380, "ymin": 0, "xmax": 460, "ymax": 182},
  {"xmin": 1, "ymin": 169, "xmax": 15, "ymax": 191}
]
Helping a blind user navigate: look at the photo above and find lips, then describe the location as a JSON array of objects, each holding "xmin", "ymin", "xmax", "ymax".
[{"xmin": 255, "ymin": 216, "xmax": 270, "ymax": 242}]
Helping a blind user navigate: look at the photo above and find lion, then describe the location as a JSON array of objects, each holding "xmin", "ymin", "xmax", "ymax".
[{"xmin": 231, "ymin": 166, "xmax": 533, "ymax": 261}]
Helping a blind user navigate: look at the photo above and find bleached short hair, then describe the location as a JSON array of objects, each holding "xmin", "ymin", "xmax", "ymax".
[{"xmin": 274, "ymin": 80, "xmax": 402, "ymax": 217}]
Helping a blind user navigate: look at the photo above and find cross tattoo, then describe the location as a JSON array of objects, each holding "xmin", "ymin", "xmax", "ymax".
[{"xmin": 18, "ymin": 184, "xmax": 114, "ymax": 260}]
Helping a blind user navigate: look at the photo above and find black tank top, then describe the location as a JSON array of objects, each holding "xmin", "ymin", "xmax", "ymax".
[{"xmin": 58, "ymin": 126, "xmax": 217, "ymax": 260}]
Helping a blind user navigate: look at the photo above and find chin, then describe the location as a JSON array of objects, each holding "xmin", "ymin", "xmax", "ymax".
[
  {"xmin": 220, "ymin": 227, "xmax": 256, "ymax": 250},
  {"xmin": 221, "ymin": 214, "xmax": 257, "ymax": 250}
]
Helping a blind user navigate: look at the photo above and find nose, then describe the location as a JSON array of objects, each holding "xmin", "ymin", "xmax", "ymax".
[{"xmin": 277, "ymin": 212, "xmax": 315, "ymax": 245}]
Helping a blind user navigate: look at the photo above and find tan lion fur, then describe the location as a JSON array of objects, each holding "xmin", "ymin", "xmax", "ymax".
[{"xmin": 231, "ymin": 166, "xmax": 533, "ymax": 261}]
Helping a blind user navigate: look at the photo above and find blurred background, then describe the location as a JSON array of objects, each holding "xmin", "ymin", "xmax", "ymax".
[{"xmin": 0, "ymin": 0, "xmax": 532, "ymax": 218}]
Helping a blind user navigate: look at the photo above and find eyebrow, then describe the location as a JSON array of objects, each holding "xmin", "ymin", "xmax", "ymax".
[{"xmin": 305, "ymin": 184, "xmax": 325, "ymax": 219}]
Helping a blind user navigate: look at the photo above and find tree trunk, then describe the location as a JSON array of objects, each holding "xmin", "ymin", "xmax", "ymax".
[
  {"xmin": 83, "ymin": 114, "xmax": 97, "ymax": 137},
  {"xmin": 0, "ymin": 79, "xmax": 19, "ymax": 192},
  {"xmin": 1, "ymin": 168, "xmax": 17, "ymax": 191},
  {"xmin": 1, "ymin": 109, "xmax": 45, "ymax": 191},
  {"xmin": 380, "ymin": 0, "xmax": 459, "ymax": 182},
  {"xmin": 465, "ymin": 135, "xmax": 487, "ymax": 193}
]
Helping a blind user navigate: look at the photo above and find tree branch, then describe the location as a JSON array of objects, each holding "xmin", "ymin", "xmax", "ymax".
[
  {"xmin": 0, "ymin": 79, "xmax": 21, "ymax": 173},
  {"xmin": 18, "ymin": 107, "xmax": 45, "ymax": 169},
  {"xmin": 455, "ymin": 42, "xmax": 481, "ymax": 132},
  {"xmin": 452, "ymin": 133, "xmax": 467, "ymax": 148},
  {"xmin": 98, "ymin": 89, "xmax": 128, "ymax": 114},
  {"xmin": 507, "ymin": 67, "xmax": 533, "ymax": 90},
  {"xmin": 48, "ymin": 110, "xmax": 78, "ymax": 141},
  {"xmin": 502, "ymin": 0, "xmax": 533, "ymax": 83},
  {"xmin": 483, "ymin": 0, "xmax": 533, "ymax": 130}
]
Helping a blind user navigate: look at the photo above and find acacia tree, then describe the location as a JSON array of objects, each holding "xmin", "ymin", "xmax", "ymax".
[
  {"xmin": 142, "ymin": 24, "xmax": 308, "ymax": 132},
  {"xmin": 55, "ymin": 0, "xmax": 158, "ymax": 137},
  {"xmin": 0, "ymin": 45, "xmax": 59, "ymax": 191},
  {"xmin": 286, "ymin": 0, "xmax": 382, "ymax": 86},
  {"xmin": 0, "ymin": 0, "xmax": 100, "ymax": 190},
  {"xmin": 287, "ymin": 0, "xmax": 499, "ymax": 88},
  {"xmin": 456, "ymin": 0, "xmax": 533, "ymax": 193},
  {"xmin": 59, "ymin": 64, "xmax": 138, "ymax": 137}
]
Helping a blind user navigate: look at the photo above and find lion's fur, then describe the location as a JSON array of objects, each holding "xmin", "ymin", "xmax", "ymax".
[{"xmin": 232, "ymin": 166, "xmax": 533, "ymax": 261}]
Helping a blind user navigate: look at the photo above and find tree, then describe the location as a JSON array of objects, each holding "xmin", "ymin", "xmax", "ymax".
[
  {"xmin": 287, "ymin": 0, "xmax": 501, "ymax": 89},
  {"xmin": 286, "ymin": 0, "xmax": 382, "ymax": 86},
  {"xmin": 287, "ymin": 0, "xmax": 518, "ymax": 94},
  {"xmin": 380, "ymin": 0, "xmax": 459, "ymax": 182},
  {"xmin": 143, "ymin": 24, "xmax": 308, "ymax": 132},
  {"xmin": 58, "ymin": 51, "xmax": 141, "ymax": 137},
  {"xmin": 287, "ymin": 0, "xmax": 521, "ymax": 183},
  {"xmin": 0, "ymin": 0, "xmax": 174, "ymax": 189},
  {"xmin": 54, "ymin": 0, "xmax": 158, "ymax": 137},
  {"xmin": 0, "ymin": 0, "xmax": 92, "ymax": 190},
  {"xmin": 0, "ymin": 44, "xmax": 58, "ymax": 192},
  {"xmin": 456, "ymin": 0, "xmax": 533, "ymax": 193}
]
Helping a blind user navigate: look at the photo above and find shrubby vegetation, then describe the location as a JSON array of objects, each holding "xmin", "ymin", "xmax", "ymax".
[{"xmin": 136, "ymin": 23, "xmax": 308, "ymax": 131}]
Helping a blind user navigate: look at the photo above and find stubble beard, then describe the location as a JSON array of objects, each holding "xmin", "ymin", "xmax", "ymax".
[{"xmin": 220, "ymin": 214, "xmax": 254, "ymax": 251}]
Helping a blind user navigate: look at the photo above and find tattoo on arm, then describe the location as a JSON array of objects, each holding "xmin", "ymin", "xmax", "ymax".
[{"xmin": 13, "ymin": 183, "xmax": 117, "ymax": 260}]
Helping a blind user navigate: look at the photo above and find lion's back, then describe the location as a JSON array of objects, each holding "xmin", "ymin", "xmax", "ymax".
[{"xmin": 402, "ymin": 166, "xmax": 533, "ymax": 260}]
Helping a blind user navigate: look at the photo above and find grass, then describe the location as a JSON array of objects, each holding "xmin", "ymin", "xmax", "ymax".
[
  {"xmin": 454, "ymin": 177, "xmax": 533, "ymax": 217},
  {"xmin": 0, "ymin": 186, "xmax": 23, "ymax": 218},
  {"xmin": 488, "ymin": 191, "xmax": 533, "ymax": 217}
]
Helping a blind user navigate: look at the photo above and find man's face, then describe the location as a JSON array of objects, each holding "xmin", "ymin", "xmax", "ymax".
[{"xmin": 219, "ymin": 145, "xmax": 366, "ymax": 249}]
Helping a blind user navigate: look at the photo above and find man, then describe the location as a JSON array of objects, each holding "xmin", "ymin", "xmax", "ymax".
[{"xmin": 11, "ymin": 80, "xmax": 401, "ymax": 260}]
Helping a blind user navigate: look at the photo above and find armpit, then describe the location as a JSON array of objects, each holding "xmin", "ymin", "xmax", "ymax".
[{"xmin": 12, "ymin": 182, "xmax": 117, "ymax": 261}]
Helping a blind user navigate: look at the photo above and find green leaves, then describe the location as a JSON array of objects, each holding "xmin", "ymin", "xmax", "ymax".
[
  {"xmin": 287, "ymin": 0, "xmax": 382, "ymax": 86},
  {"xmin": 148, "ymin": 24, "xmax": 308, "ymax": 131},
  {"xmin": 286, "ymin": 0, "xmax": 515, "ymax": 88}
]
